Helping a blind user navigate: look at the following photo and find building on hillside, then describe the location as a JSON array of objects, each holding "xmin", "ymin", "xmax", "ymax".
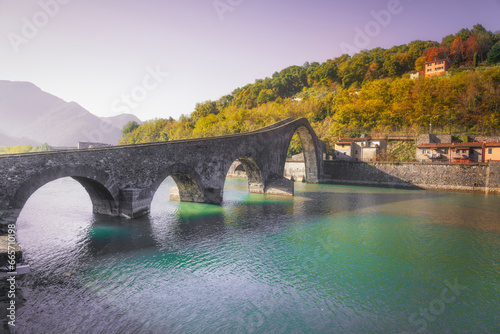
[
  {"xmin": 424, "ymin": 59, "xmax": 450, "ymax": 77},
  {"xmin": 418, "ymin": 134, "xmax": 452, "ymax": 145},
  {"xmin": 335, "ymin": 139, "xmax": 355, "ymax": 160},
  {"xmin": 335, "ymin": 138, "xmax": 387, "ymax": 162},
  {"xmin": 410, "ymin": 71, "xmax": 424, "ymax": 79},
  {"xmin": 416, "ymin": 142, "xmax": 485, "ymax": 163},
  {"xmin": 485, "ymin": 142, "xmax": 500, "ymax": 161},
  {"xmin": 450, "ymin": 143, "xmax": 484, "ymax": 163}
]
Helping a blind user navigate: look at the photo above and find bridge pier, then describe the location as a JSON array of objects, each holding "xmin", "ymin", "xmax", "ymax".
[
  {"xmin": 119, "ymin": 188, "xmax": 151, "ymax": 218},
  {"xmin": 169, "ymin": 186, "xmax": 223, "ymax": 205},
  {"xmin": 263, "ymin": 174, "xmax": 294, "ymax": 196},
  {"xmin": 248, "ymin": 182, "xmax": 265, "ymax": 194}
]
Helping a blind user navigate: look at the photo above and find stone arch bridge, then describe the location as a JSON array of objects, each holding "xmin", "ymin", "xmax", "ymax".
[{"xmin": 0, "ymin": 118, "xmax": 326, "ymax": 240}]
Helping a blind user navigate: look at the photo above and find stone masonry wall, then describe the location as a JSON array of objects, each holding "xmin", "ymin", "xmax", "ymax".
[{"xmin": 323, "ymin": 161, "xmax": 500, "ymax": 194}]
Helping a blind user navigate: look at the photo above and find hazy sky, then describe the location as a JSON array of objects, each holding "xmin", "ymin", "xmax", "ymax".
[{"xmin": 1, "ymin": 0, "xmax": 499, "ymax": 121}]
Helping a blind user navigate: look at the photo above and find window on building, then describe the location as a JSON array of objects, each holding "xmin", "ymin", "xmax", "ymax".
[
  {"xmin": 355, "ymin": 150, "xmax": 358, "ymax": 154},
  {"xmin": 488, "ymin": 148, "xmax": 493, "ymax": 154},
  {"xmin": 443, "ymin": 149, "xmax": 448, "ymax": 154},
  {"xmin": 422, "ymin": 149, "xmax": 427, "ymax": 154}
]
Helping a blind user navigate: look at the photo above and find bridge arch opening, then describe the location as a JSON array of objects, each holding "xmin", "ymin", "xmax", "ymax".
[
  {"xmin": 150, "ymin": 165, "xmax": 206, "ymax": 210},
  {"xmin": 169, "ymin": 172, "xmax": 205, "ymax": 203},
  {"xmin": 9, "ymin": 168, "xmax": 118, "ymax": 223},
  {"xmin": 225, "ymin": 156, "xmax": 265, "ymax": 195},
  {"xmin": 285, "ymin": 125, "xmax": 319, "ymax": 183},
  {"xmin": 13, "ymin": 177, "xmax": 118, "ymax": 275}
]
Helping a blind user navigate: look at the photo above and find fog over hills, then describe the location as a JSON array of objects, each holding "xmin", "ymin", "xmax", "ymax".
[{"xmin": 0, "ymin": 81, "xmax": 142, "ymax": 147}]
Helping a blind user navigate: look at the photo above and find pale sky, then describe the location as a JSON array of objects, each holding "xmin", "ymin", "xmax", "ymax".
[{"xmin": 1, "ymin": 0, "xmax": 499, "ymax": 121}]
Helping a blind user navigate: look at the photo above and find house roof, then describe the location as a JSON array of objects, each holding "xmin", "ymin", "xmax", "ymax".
[
  {"xmin": 418, "ymin": 142, "xmax": 485, "ymax": 149},
  {"xmin": 336, "ymin": 138, "xmax": 372, "ymax": 144},
  {"xmin": 485, "ymin": 142, "xmax": 500, "ymax": 147},
  {"xmin": 425, "ymin": 58, "xmax": 449, "ymax": 64}
]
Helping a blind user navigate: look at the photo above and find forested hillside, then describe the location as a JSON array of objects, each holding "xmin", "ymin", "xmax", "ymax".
[{"xmin": 120, "ymin": 24, "xmax": 500, "ymax": 152}]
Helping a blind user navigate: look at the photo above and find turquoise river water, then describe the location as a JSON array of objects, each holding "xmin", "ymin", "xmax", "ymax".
[{"xmin": 4, "ymin": 177, "xmax": 500, "ymax": 333}]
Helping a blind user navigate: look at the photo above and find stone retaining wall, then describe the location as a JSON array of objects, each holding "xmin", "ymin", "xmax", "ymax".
[{"xmin": 323, "ymin": 161, "xmax": 500, "ymax": 194}]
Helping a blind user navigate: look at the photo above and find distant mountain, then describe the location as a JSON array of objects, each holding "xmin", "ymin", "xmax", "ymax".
[
  {"xmin": 0, "ymin": 132, "xmax": 40, "ymax": 147},
  {"xmin": 0, "ymin": 81, "xmax": 142, "ymax": 146},
  {"xmin": 101, "ymin": 113, "xmax": 142, "ymax": 130}
]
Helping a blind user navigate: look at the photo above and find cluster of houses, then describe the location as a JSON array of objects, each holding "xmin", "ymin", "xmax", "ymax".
[
  {"xmin": 416, "ymin": 135, "xmax": 500, "ymax": 163},
  {"xmin": 333, "ymin": 133, "xmax": 500, "ymax": 163},
  {"xmin": 334, "ymin": 136, "xmax": 387, "ymax": 162}
]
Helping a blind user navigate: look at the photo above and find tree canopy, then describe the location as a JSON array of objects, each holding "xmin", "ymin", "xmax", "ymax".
[{"xmin": 119, "ymin": 24, "xmax": 500, "ymax": 152}]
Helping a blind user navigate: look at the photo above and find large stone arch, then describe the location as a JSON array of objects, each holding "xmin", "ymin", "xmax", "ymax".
[
  {"xmin": 9, "ymin": 165, "xmax": 119, "ymax": 224},
  {"xmin": 150, "ymin": 163, "xmax": 206, "ymax": 204},
  {"xmin": 285, "ymin": 122, "xmax": 323, "ymax": 183}
]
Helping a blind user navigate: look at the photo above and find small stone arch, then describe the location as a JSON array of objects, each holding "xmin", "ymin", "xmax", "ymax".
[
  {"xmin": 225, "ymin": 155, "xmax": 265, "ymax": 194},
  {"xmin": 9, "ymin": 165, "xmax": 119, "ymax": 222},
  {"xmin": 151, "ymin": 164, "xmax": 206, "ymax": 204}
]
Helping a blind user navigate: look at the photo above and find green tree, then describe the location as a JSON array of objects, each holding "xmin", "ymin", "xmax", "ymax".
[
  {"xmin": 487, "ymin": 43, "xmax": 500, "ymax": 63},
  {"xmin": 39, "ymin": 143, "xmax": 52, "ymax": 152},
  {"xmin": 415, "ymin": 55, "xmax": 427, "ymax": 71},
  {"xmin": 122, "ymin": 121, "xmax": 139, "ymax": 136},
  {"xmin": 442, "ymin": 34, "xmax": 456, "ymax": 46},
  {"xmin": 257, "ymin": 89, "xmax": 276, "ymax": 104},
  {"xmin": 192, "ymin": 100, "xmax": 219, "ymax": 122},
  {"xmin": 456, "ymin": 28, "xmax": 471, "ymax": 41}
]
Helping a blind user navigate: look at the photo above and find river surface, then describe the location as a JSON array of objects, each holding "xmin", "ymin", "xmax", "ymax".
[{"xmin": 5, "ymin": 177, "xmax": 500, "ymax": 333}]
